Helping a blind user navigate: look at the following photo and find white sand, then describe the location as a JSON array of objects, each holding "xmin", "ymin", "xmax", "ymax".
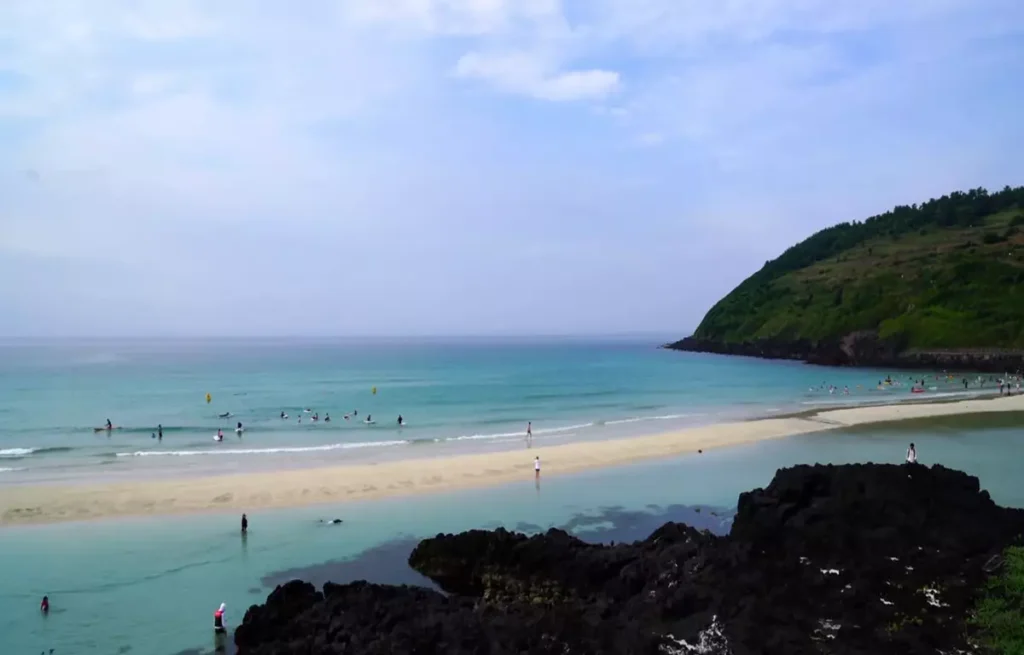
[{"xmin": 2, "ymin": 394, "xmax": 1022, "ymax": 526}]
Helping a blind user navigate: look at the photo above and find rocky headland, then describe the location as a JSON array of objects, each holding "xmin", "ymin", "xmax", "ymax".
[
  {"xmin": 666, "ymin": 186, "xmax": 1024, "ymax": 373},
  {"xmin": 665, "ymin": 332, "xmax": 1024, "ymax": 374},
  {"xmin": 234, "ymin": 463, "xmax": 1024, "ymax": 654}
]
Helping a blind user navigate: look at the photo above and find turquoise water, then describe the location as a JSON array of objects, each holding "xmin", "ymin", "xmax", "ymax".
[
  {"xmin": 0, "ymin": 338, "xmax": 983, "ymax": 482},
  {"xmin": 3, "ymin": 413, "xmax": 1024, "ymax": 655}
]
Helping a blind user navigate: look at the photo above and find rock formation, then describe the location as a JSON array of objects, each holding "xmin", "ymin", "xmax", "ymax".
[
  {"xmin": 234, "ymin": 463, "xmax": 1024, "ymax": 654},
  {"xmin": 665, "ymin": 331, "xmax": 1024, "ymax": 373}
]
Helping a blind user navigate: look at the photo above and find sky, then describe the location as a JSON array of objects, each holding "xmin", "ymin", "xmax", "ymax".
[{"xmin": 1, "ymin": 0, "xmax": 1023, "ymax": 338}]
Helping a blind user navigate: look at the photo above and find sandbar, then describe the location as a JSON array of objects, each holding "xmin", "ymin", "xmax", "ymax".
[{"xmin": 2, "ymin": 394, "xmax": 1023, "ymax": 526}]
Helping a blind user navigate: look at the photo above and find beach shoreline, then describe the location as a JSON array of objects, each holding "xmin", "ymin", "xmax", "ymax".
[{"xmin": 2, "ymin": 394, "xmax": 1023, "ymax": 527}]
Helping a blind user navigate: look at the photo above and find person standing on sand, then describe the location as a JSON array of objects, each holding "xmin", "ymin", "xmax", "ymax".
[
  {"xmin": 906, "ymin": 443, "xmax": 917, "ymax": 464},
  {"xmin": 534, "ymin": 456, "xmax": 541, "ymax": 479}
]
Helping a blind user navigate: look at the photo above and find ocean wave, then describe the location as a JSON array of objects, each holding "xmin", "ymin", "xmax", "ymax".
[
  {"xmin": 603, "ymin": 413, "xmax": 696, "ymax": 426},
  {"xmin": 443, "ymin": 422, "xmax": 594, "ymax": 442},
  {"xmin": 72, "ymin": 352, "xmax": 125, "ymax": 365},
  {"xmin": 0, "ymin": 467, "xmax": 26, "ymax": 473},
  {"xmin": 79, "ymin": 425, "xmax": 205, "ymax": 435},
  {"xmin": 522, "ymin": 389, "xmax": 620, "ymax": 402},
  {"xmin": 800, "ymin": 390, "xmax": 982, "ymax": 407},
  {"xmin": 114, "ymin": 440, "xmax": 410, "ymax": 457},
  {"xmin": 0, "ymin": 446, "xmax": 74, "ymax": 458}
]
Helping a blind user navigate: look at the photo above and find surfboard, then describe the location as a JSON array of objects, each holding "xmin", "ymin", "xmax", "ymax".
[{"xmin": 94, "ymin": 426, "xmax": 120, "ymax": 432}]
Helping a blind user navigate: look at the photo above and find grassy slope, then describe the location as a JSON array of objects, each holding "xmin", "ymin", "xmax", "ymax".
[
  {"xmin": 971, "ymin": 546, "xmax": 1024, "ymax": 655},
  {"xmin": 693, "ymin": 208, "xmax": 1024, "ymax": 350}
]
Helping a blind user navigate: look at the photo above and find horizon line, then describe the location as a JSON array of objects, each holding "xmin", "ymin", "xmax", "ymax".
[{"xmin": 0, "ymin": 332, "xmax": 689, "ymax": 342}]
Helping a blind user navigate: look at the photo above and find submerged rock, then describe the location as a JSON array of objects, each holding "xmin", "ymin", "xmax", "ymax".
[{"xmin": 235, "ymin": 463, "xmax": 1024, "ymax": 654}]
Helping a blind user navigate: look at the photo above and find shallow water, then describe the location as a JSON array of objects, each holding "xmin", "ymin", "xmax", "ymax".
[
  {"xmin": 0, "ymin": 338, "xmax": 986, "ymax": 483},
  {"xmin": 3, "ymin": 412, "xmax": 1023, "ymax": 655}
]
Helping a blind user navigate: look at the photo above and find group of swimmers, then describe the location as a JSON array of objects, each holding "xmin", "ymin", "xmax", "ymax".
[
  {"xmin": 102, "ymin": 408, "xmax": 411, "ymax": 443},
  {"xmin": 810, "ymin": 372, "xmax": 1024, "ymax": 395},
  {"xmin": 282, "ymin": 409, "xmax": 332, "ymax": 423},
  {"xmin": 279, "ymin": 408, "xmax": 407, "ymax": 427}
]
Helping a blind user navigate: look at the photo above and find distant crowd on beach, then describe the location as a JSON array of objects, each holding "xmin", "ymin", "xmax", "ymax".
[{"xmin": 811, "ymin": 371, "xmax": 1022, "ymax": 396}]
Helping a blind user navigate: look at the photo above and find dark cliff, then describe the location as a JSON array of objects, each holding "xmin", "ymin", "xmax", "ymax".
[
  {"xmin": 234, "ymin": 463, "xmax": 1024, "ymax": 654},
  {"xmin": 666, "ymin": 331, "xmax": 1024, "ymax": 373}
]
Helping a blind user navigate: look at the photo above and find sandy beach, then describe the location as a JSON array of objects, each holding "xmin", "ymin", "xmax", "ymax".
[{"xmin": 2, "ymin": 394, "xmax": 1023, "ymax": 526}]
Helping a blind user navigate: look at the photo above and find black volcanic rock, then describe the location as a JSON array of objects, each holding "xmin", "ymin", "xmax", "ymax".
[
  {"xmin": 665, "ymin": 332, "xmax": 1024, "ymax": 373},
  {"xmin": 235, "ymin": 463, "xmax": 1024, "ymax": 654}
]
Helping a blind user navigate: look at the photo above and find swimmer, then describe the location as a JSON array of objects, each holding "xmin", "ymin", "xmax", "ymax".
[
  {"xmin": 324, "ymin": 414, "xmax": 331, "ymax": 423},
  {"xmin": 219, "ymin": 412, "xmax": 231, "ymax": 419},
  {"xmin": 241, "ymin": 513, "xmax": 248, "ymax": 534},
  {"xmin": 397, "ymin": 414, "xmax": 404, "ymax": 426},
  {"xmin": 280, "ymin": 411, "xmax": 286, "ymax": 419},
  {"xmin": 158, "ymin": 424, "xmax": 163, "ymax": 440},
  {"xmin": 318, "ymin": 518, "xmax": 343, "ymax": 525},
  {"xmin": 41, "ymin": 595, "xmax": 49, "ymax": 613},
  {"xmin": 105, "ymin": 418, "xmax": 113, "ymax": 430}
]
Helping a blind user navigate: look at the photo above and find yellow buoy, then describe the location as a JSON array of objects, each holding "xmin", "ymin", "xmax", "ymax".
[{"xmin": 206, "ymin": 393, "xmax": 212, "ymax": 404}]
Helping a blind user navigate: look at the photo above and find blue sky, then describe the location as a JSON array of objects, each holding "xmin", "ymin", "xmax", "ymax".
[{"xmin": 1, "ymin": 0, "xmax": 1023, "ymax": 337}]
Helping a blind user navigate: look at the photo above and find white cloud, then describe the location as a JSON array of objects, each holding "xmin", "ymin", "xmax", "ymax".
[
  {"xmin": 342, "ymin": 0, "xmax": 565, "ymax": 36},
  {"xmin": 454, "ymin": 51, "xmax": 619, "ymax": 101},
  {"xmin": 0, "ymin": 0, "xmax": 1022, "ymax": 335}
]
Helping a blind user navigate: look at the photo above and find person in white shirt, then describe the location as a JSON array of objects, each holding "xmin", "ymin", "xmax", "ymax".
[
  {"xmin": 906, "ymin": 442, "xmax": 917, "ymax": 464},
  {"xmin": 534, "ymin": 456, "xmax": 541, "ymax": 479}
]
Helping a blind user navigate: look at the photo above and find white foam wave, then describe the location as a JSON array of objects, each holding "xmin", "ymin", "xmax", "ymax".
[
  {"xmin": 604, "ymin": 413, "xmax": 696, "ymax": 426},
  {"xmin": 0, "ymin": 448, "xmax": 34, "ymax": 458},
  {"xmin": 444, "ymin": 422, "xmax": 594, "ymax": 442},
  {"xmin": 0, "ymin": 467, "xmax": 26, "ymax": 473},
  {"xmin": 116, "ymin": 440, "xmax": 410, "ymax": 457},
  {"xmin": 801, "ymin": 390, "xmax": 983, "ymax": 407}
]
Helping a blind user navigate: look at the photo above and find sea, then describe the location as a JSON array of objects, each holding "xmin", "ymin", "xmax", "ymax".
[
  {"xmin": 1, "ymin": 338, "xmax": 1022, "ymax": 655},
  {"xmin": 0, "ymin": 338, "xmax": 989, "ymax": 483}
]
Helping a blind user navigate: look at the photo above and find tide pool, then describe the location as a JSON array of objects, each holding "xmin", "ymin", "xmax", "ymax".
[{"xmin": 3, "ymin": 413, "xmax": 1024, "ymax": 655}]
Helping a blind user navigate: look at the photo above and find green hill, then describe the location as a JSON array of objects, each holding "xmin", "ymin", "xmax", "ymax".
[{"xmin": 690, "ymin": 185, "xmax": 1024, "ymax": 351}]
